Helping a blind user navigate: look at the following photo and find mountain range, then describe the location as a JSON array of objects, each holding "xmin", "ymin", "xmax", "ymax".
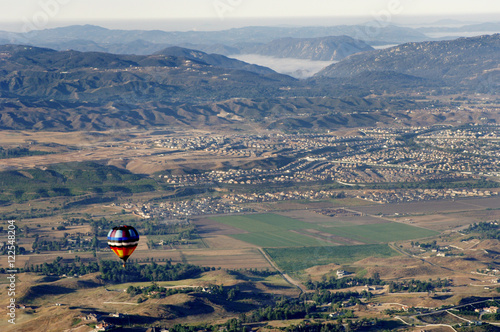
[
  {"xmin": 416, "ymin": 22, "xmax": 500, "ymax": 34},
  {"xmin": 0, "ymin": 24, "xmax": 429, "ymax": 45},
  {"xmin": 231, "ymin": 36, "xmax": 373, "ymax": 61},
  {"xmin": 152, "ymin": 47, "xmax": 276, "ymax": 75},
  {"xmin": 0, "ymin": 34, "xmax": 498, "ymax": 131},
  {"xmin": 316, "ymin": 34, "xmax": 500, "ymax": 93},
  {"xmin": 0, "ymin": 24, "xmax": 428, "ymax": 57},
  {"xmin": 0, "ymin": 44, "xmax": 296, "ymax": 104}
]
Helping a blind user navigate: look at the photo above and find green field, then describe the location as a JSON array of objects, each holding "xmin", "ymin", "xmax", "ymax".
[
  {"xmin": 211, "ymin": 213, "xmax": 439, "ymax": 248},
  {"xmin": 325, "ymin": 223, "xmax": 438, "ymax": 244},
  {"xmin": 265, "ymin": 244, "xmax": 400, "ymax": 272},
  {"xmin": 212, "ymin": 214, "xmax": 334, "ymax": 247}
]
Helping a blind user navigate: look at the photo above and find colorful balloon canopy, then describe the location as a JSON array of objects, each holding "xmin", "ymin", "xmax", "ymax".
[{"xmin": 107, "ymin": 225, "xmax": 139, "ymax": 267}]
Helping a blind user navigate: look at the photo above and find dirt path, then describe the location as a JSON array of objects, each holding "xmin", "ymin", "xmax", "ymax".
[
  {"xmin": 258, "ymin": 248, "xmax": 306, "ymax": 293},
  {"xmin": 388, "ymin": 242, "xmax": 454, "ymax": 272}
]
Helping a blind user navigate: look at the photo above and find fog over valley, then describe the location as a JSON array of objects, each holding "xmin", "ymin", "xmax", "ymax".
[{"xmin": 229, "ymin": 54, "xmax": 336, "ymax": 78}]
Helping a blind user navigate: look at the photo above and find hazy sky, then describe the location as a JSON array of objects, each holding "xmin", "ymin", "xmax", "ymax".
[{"xmin": 1, "ymin": 0, "xmax": 499, "ymax": 31}]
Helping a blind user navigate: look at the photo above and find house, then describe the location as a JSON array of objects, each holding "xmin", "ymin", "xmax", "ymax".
[
  {"xmin": 95, "ymin": 322, "xmax": 115, "ymax": 331},
  {"xmin": 329, "ymin": 312, "xmax": 343, "ymax": 318},
  {"xmin": 486, "ymin": 306, "xmax": 499, "ymax": 313},
  {"xmin": 83, "ymin": 313, "xmax": 102, "ymax": 321}
]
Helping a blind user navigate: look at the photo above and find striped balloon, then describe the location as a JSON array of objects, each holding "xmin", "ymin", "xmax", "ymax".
[{"xmin": 107, "ymin": 225, "xmax": 139, "ymax": 267}]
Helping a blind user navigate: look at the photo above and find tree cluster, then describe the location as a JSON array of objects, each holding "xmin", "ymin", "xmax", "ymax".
[
  {"xmin": 0, "ymin": 147, "xmax": 49, "ymax": 159},
  {"xmin": 303, "ymin": 290, "xmax": 372, "ymax": 306},
  {"xmin": 240, "ymin": 298, "xmax": 312, "ymax": 323},
  {"xmin": 284, "ymin": 322, "xmax": 344, "ymax": 332},
  {"xmin": 389, "ymin": 278, "xmax": 452, "ymax": 293},
  {"xmin": 23, "ymin": 257, "xmax": 209, "ymax": 283},
  {"xmin": 126, "ymin": 283, "xmax": 193, "ymax": 298},
  {"xmin": 305, "ymin": 275, "xmax": 384, "ymax": 290},
  {"xmin": 25, "ymin": 256, "xmax": 100, "ymax": 276},
  {"xmin": 30, "ymin": 234, "xmax": 99, "ymax": 252},
  {"xmin": 99, "ymin": 260, "xmax": 208, "ymax": 283},
  {"xmin": 463, "ymin": 221, "xmax": 500, "ymax": 240}
]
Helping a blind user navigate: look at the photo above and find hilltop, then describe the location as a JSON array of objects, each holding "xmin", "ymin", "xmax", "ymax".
[
  {"xmin": 238, "ymin": 35, "xmax": 374, "ymax": 61},
  {"xmin": 316, "ymin": 34, "xmax": 500, "ymax": 93},
  {"xmin": 153, "ymin": 46, "xmax": 276, "ymax": 75},
  {"xmin": 0, "ymin": 24, "xmax": 429, "ymax": 55},
  {"xmin": 0, "ymin": 45, "xmax": 295, "ymax": 103},
  {"xmin": 0, "ymin": 35, "xmax": 499, "ymax": 131}
]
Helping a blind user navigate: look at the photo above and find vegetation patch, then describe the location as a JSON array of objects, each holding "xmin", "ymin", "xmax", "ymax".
[
  {"xmin": 462, "ymin": 221, "xmax": 500, "ymax": 240},
  {"xmin": 22, "ymin": 257, "xmax": 209, "ymax": 284},
  {"xmin": 265, "ymin": 244, "xmax": 400, "ymax": 272},
  {"xmin": 0, "ymin": 146, "xmax": 52, "ymax": 159},
  {"xmin": 417, "ymin": 311, "xmax": 466, "ymax": 325},
  {"xmin": 0, "ymin": 161, "xmax": 158, "ymax": 202},
  {"xmin": 323, "ymin": 222, "xmax": 439, "ymax": 243}
]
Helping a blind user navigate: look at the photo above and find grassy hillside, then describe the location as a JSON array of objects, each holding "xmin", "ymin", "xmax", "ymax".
[{"xmin": 0, "ymin": 161, "xmax": 157, "ymax": 203}]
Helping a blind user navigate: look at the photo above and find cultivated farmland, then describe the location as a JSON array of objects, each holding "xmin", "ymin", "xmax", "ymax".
[
  {"xmin": 265, "ymin": 244, "xmax": 400, "ymax": 272},
  {"xmin": 210, "ymin": 213, "xmax": 439, "ymax": 248},
  {"xmin": 324, "ymin": 222, "xmax": 438, "ymax": 244}
]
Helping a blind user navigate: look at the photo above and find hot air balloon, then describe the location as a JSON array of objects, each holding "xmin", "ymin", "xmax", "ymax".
[{"xmin": 107, "ymin": 225, "xmax": 139, "ymax": 267}]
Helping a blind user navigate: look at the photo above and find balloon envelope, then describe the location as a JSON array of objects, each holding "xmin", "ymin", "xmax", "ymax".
[{"xmin": 107, "ymin": 225, "xmax": 139, "ymax": 265}]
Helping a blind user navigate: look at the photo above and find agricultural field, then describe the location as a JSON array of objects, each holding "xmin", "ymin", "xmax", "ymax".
[
  {"xmin": 322, "ymin": 222, "xmax": 438, "ymax": 243},
  {"xmin": 209, "ymin": 213, "xmax": 439, "ymax": 248},
  {"xmin": 262, "ymin": 197, "xmax": 372, "ymax": 211},
  {"xmin": 353, "ymin": 196, "xmax": 500, "ymax": 216},
  {"xmin": 265, "ymin": 244, "xmax": 400, "ymax": 272},
  {"xmin": 181, "ymin": 248, "xmax": 274, "ymax": 270}
]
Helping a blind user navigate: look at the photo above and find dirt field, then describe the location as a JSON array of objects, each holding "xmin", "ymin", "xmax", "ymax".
[
  {"xmin": 397, "ymin": 213, "xmax": 482, "ymax": 231},
  {"xmin": 294, "ymin": 229, "xmax": 365, "ymax": 245},
  {"xmin": 0, "ymin": 129, "xmax": 268, "ymax": 175},
  {"xmin": 0, "ymin": 145, "xmax": 176, "ymax": 172},
  {"xmin": 5, "ymin": 245, "xmax": 273, "ymax": 271},
  {"xmin": 304, "ymin": 263, "xmax": 342, "ymax": 280},
  {"xmin": 181, "ymin": 248, "xmax": 273, "ymax": 269},
  {"xmin": 202, "ymin": 234, "xmax": 257, "ymax": 249},
  {"xmin": 263, "ymin": 198, "xmax": 373, "ymax": 212},
  {"xmin": 353, "ymin": 196, "xmax": 500, "ymax": 216},
  {"xmin": 194, "ymin": 216, "xmax": 251, "ymax": 236},
  {"xmin": 392, "ymin": 209, "xmax": 500, "ymax": 231}
]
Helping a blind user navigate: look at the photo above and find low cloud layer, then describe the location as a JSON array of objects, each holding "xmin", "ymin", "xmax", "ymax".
[{"xmin": 229, "ymin": 54, "xmax": 335, "ymax": 79}]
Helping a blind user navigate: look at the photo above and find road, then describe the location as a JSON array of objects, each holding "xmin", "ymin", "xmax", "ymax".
[
  {"xmin": 396, "ymin": 297, "xmax": 500, "ymax": 329},
  {"xmin": 258, "ymin": 248, "xmax": 306, "ymax": 294},
  {"xmin": 388, "ymin": 242, "xmax": 454, "ymax": 272}
]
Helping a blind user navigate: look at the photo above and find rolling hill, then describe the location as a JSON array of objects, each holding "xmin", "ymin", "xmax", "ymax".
[
  {"xmin": 0, "ymin": 34, "xmax": 498, "ymax": 131},
  {"xmin": 238, "ymin": 35, "xmax": 374, "ymax": 61},
  {"xmin": 0, "ymin": 45, "xmax": 296, "ymax": 104},
  {"xmin": 0, "ymin": 24, "xmax": 430, "ymax": 54},
  {"xmin": 153, "ymin": 46, "xmax": 277, "ymax": 75},
  {"xmin": 316, "ymin": 34, "xmax": 500, "ymax": 93}
]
